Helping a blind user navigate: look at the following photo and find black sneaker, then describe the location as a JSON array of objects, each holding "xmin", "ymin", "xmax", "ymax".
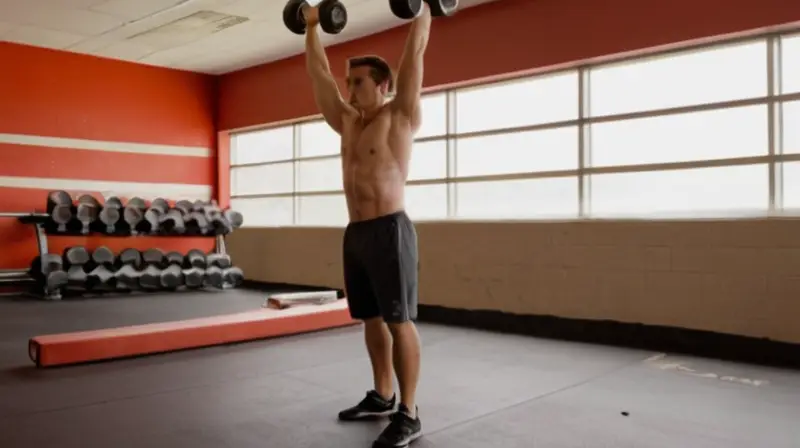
[
  {"xmin": 338, "ymin": 390, "xmax": 396, "ymax": 421},
  {"xmin": 372, "ymin": 404, "xmax": 422, "ymax": 447}
]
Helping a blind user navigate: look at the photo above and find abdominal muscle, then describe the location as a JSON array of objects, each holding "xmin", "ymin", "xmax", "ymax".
[{"xmin": 341, "ymin": 111, "xmax": 410, "ymax": 222}]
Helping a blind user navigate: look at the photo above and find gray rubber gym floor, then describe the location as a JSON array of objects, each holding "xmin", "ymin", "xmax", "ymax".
[{"xmin": 1, "ymin": 289, "xmax": 799, "ymax": 447}]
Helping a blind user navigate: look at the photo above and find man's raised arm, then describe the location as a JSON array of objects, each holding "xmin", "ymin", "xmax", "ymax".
[
  {"xmin": 392, "ymin": 5, "xmax": 432, "ymax": 131},
  {"xmin": 304, "ymin": 8, "xmax": 349, "ymax": 134}
]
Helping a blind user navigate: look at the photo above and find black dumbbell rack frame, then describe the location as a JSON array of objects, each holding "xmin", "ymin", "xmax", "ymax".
[{"xmin": 0, "ymin": 212, "xmax": 229, "ymax": 301}]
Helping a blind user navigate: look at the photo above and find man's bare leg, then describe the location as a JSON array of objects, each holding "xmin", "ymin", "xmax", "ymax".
[
  {"xmin": 388, "ymin": 321, "xmax": 421, "ymax": 417},
  {"xmin": 365, "ymin": 317, "xmax": 395, "ymax": 399}
]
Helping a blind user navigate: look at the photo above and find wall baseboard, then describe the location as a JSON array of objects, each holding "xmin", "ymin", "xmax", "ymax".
[
  {"xmin": 417, "ymin": 304, "xmax": 800, "ymax": 370},
  {"xmin": 239, "ymin": 282, "xmax": 799, "ymax": 369}
]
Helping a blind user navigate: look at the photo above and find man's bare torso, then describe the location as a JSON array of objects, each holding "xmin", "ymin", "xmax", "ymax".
[{"xmin": 341, "ymin": 104, "xmax": 413, "ymax": 222}]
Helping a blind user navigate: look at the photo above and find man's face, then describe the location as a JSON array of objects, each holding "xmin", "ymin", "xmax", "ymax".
[{"xmin": 346, "ymin": 66, "xmax": 384, "ymax": 110}]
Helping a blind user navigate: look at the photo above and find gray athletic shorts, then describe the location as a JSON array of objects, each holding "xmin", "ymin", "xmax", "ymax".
[{"xmin": 342, "ymin": 210, "xmax": 418, "ymax": 323}]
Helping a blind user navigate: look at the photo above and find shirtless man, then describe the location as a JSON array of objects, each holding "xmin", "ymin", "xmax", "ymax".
[{"xmin": 303, "ymin": 3, "xmax": 431, "ymax": 447}]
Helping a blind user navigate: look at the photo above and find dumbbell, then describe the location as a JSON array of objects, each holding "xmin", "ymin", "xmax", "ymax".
[
  {"xmin": 142, "ymin": 198, "xmax": 169, "ymax": 235},
  {"xmin": 86, "ymin": 246, "xmax": 116, "ymax": 291},
  {"xmin": 140, "ymin": 248, "xmax": 166, "ymax": 290},
  {"xmin": 181, "ymin": 249, "xmax": 206, "ymax": 289},
  {"xmin": 97, "ymin": 196, "xmax": 122, "ymax": 234},
  {"xmin": 389, "ymin": 0, "xmax": 458, "ymax": 19},
  {"xmin": 222, "ymin": 266, "xmax": 244, "ymax": 288},
  {"xmin": 205, "ymin": 265, "xmax": 224, "ymax": 288},
  {"xmin": 203, "ymin": 204, "xmax": 234, "ymax": 235},
  {"xmin": 63, "ymin": 246, "xmax": 90, "ymax": 290},
  {"xmin": 76, "ymin": 194, "xmax": 100, "ymax": 235},
  {"xmin": 124, "ymin": 197, "xmax": 147, "ymax": 235},
  {"xmin": 158, "ymin": 208, "xmax": 186, "ymax": 235},
  {"xmin": 160, "ymin": 251, "xmax": 185, "ymax": 290},
  {"xmin": 28, "ymin": 254, "xmax": 68, "ymax": 293},
  {"xmin": 224, "ymin": 209, "xmax": 244, "ymax": 230},
  {"xmin": 46, "ymin": 190, "xmax": 73, "ymax": 233},
  {"xmin": 115, "ymin": 248, "xmax": 143, "ymax": 290},
  {"xmin": 283, "ymin": 0, "xmax": 347, "ymax": 35},
  {"xmin": 206, "ymin": 253, "xmax": 232, "ymax": 269}
]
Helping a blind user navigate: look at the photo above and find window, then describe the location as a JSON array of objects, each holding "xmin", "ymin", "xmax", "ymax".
[
  {"xmin": 230, "ymin": 162, "xmax": 294, "ymax": 196},
  {"xmin": 455, "ymin": 177, "xmax": 579, "ymax": 219},
  {"xmin": 230, "ymin": 126, "xmax": 294, "ymax": 165},
  {"xmin": 783, "ymin": 162, "xmax": 800, "ymax": 210},
  {"xmin": 405, "ymin": 184, "xmax": 448, "ymax": 220},
  {"xmin": 781, "ymin": 33, "xmax": 800, "ymax": 94},
  {"xmin": 297, "ymin": 194, "xmax": 349, "ymax": 226},
  {"xmin": 297, "ymin": 157, "xmax": 343, "ymax": 192},
  {"xmin": 589, "ymin": 164, "xmax": 769, "ymax": 216},
  {"xmin": 455, "ymin": 127, "xmax": 578, "ymax": 177},
  {"xmin": 229, "ymin": 197, "xmax": 294, "ymax": 227},
  {"xmin": 455, "ymin": 71, "xmax": 579, "ymax": 133},
  {"xmin": 409, "ymin": 140, "xmax": 447, "ymax": 181},
  {"xmin": 589, "ymin": 105, "xmax": 768, "ymax": 167},
  {"xmin": 590, "ymin": 40, "xmax": 767, "ymax": 116},
  {"xmin": 416, "ymin": 93, "xmax": 447, "ymax": 139},
  {"xmin": 783, "ymin": 100, "xmax": 800, "ymax": 154},
  {"xmin": 299, "ymin": 120, "xmax": 340, "ymax": 157}
]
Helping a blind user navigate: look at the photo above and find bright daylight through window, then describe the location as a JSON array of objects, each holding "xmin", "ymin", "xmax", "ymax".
[{"xmin": 229, "ymin": 31, "xmax": 800, "ymax": 226}]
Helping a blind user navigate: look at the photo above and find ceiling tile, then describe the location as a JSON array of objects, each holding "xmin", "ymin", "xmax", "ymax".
[
  {"xmin": 2, "ymin": 5, "xmax": 125, "ymax": 36},
  {"xmin": 90, "ymin": 0, "xmax": 189, "ymax": 21},
  {"xmin": 2, "ymin": 25, "xmax": 87, "ymax": 49}
]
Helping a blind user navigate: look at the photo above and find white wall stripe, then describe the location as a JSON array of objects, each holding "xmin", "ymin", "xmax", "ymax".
[
  {"xmin": 0, "ymin": 133, "xmax": 212, "ymax": 158},
  {"xmin": 0, "ymin": 176, "xmax": 212, "ymax": 202}
]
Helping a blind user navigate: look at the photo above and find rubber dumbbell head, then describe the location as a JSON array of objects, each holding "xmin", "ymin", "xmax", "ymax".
[
  {"xmin": 76, "ymin": 194, "xmax": 100, "ymax": 234},
  {"xmin": 389, "ymin": 0, "xmax": 422, "ymax": 19},
  {"xmin": 424, "ymin": 0, "xmax": 458, "ymax": 17},
  {"xmin": 63, "ymin": 246, "xmax": 90, "ymax": 267},
  {"xmin": 105, "ymin": 196, "xmax": 123, "ymax": 209},
  {"xmin": 158, "ymin": 208, "xmax": 186, "ymax": 234},
  {"xmin": 206, "ymin": 253, "xmax": 232, "ymax": 269},
  {"xmin": 283, "ymin": 0, "xmax": 308, "ymax": 35},
  {"xmin": 46, "ymin": 190, "xmax": 72, "ymax": 214},
  {"xmin": 224, "ymin": 209, "xmax": 244, "ymax": 230},
  {"xmin": 183, "ymin": 267, "xmax": 205, "ymax": 289},
  {"xmin": 139, "ymin": 265, "xmax": 162, "ymax": 290},
  {"xmin": 319, "ymin": 0, "xmax": 347, "ymax": 34},
  {"xmin": 98, "ymin": 206, "xmax": 121, "ymax": 234},
  {"xmin": 142, "ymin": 248, "xmax": 166, "ymax": 267},
  {"xmin": 205, "ymin": 265, "xmax": 224, "ymax": 288},
  {"xmin": 92, "ymin": 246, "xmax": 115, "ymax": 267},
  {"xmin": 165, "ymin": 251, "xmax": 184, "ymax": 266},
  {"xmin": 184, "ymin": 211, "xmax": 209, "ymax": 235},
  {"xmin": 150, "ymin": 198, "xmax": 169, "ymax": 214},
  {"xmin": 160, "ymin": 264, "xmax": 184, "ymax": 289},
  {"xmin": 115, "ymin": 264, "xmax": 142, "ymax": 290},
  {"xmin": 87, "ymin": 265, "xmax": 115, "ymax": 291},
  {"xmin": 118, "ymin": 248, "xmax": 142, "ymax": 269},
  {"xmin": 223, "ymin": 267, "xmax": 244, "ymax": 288},
  {"xmin": 184, "ymin": 249, "xmax": 207, "ymax": 269},
  {"xmin": 175, "ymin": 200, "xmax": 193, "ymax": 216},
  {"xmin": 127, "ymin": 197, "xmax": 147, "ymax": 210}
]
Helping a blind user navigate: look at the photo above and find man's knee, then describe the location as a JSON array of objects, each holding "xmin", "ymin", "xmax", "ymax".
[{"xmin": 386, "ymin": 320, "xmax": 414, "ymax": 336}]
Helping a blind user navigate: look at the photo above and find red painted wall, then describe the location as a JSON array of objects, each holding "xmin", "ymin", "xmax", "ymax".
[
  {"xmin": 217, "ymin": 0, "xmax": 800, "ymax": 131},
  {"xmin": 0, "ymin": 42, "xmax": 218, "ymax": 269}
]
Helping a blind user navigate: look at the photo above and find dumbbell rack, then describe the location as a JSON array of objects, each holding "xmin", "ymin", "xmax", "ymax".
[{"xmin": 0, "ymin": 212, "xmax": 228, "ymax": 301}]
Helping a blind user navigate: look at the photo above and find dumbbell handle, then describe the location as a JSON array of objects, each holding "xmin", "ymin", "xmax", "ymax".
[{"xmin": 304, "ymin": 0, "xmax": 325, "ymax": 6}]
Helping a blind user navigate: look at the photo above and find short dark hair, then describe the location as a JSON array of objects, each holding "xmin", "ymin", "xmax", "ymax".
[{"xmin": 348, "ymin": 55, "xmax": 394, "ymax": 93}]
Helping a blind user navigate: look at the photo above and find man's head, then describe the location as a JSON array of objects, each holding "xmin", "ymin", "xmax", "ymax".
[{"xmin": 346, "ymin": 55, "xmax": 394, "ymax": 111}]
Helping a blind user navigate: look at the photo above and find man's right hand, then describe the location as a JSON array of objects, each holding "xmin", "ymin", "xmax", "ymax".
[{"xmin": 302, "ymin": 5, "xmax": 319, "ymax": 27}]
